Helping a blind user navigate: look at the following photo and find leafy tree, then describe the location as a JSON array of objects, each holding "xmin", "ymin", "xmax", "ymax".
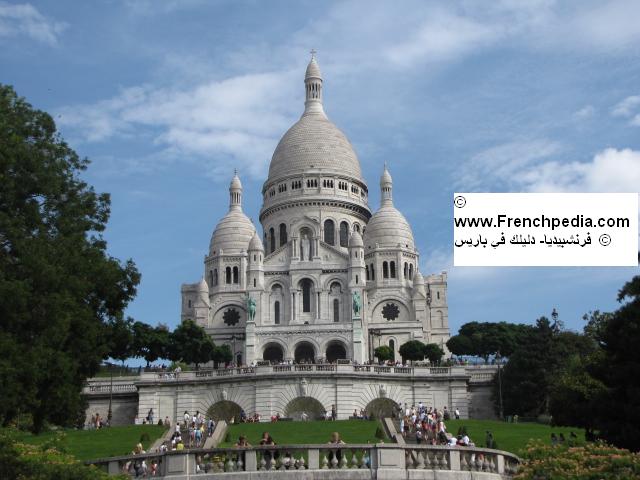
[
  {"xmin": 105, "ymin": 316, "xmax": 134, "ymax": 366},
  {"xmin": 591, "ymin": 276, "xmax": 640, "ymax": 450},
  {"xmin": 447, "ymin": 321, "xmax": 532, "ymax": 360},
  {"xmin": 399, "ymin": 340, "xmax": 426, "ymax": 364},
  {"xmin": 423, "ymin": 343, "xmax": 445, "ymax": 364},
  {"xmin": 169, "ymin": 320, "xmax": 215, "ymax": 368},
  {"xmin": 0, "ymin": 85, "xmax": 140, "ymax": 432},
  {"xmin": 213, "ymin": 344, "xmax": 233, "ymax": 367},
  {"xmin": 374, "ymin": 345, "xmax": 393, "ymax": 362}
]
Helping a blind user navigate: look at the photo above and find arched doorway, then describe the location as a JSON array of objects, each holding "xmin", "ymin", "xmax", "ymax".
[
  {"xmin": 294, "ymin": 341, "xmax": 315, "ymax": 363},
  {"xmin": 365, "ymin": 398, "xmax": 400, "ymax": 419},
  {"xmin": 326, "ymin": 341, "xmax": 347, "ymax": 363},
  {"xmin": 263, "ymin": 343, "xmax": 284, "ymax": 363},
  {"xmin": 284, "ymin": 397, "xmax": 326, "ymax": 420},
  {"xmin": 207, "ymin": 400, "xmax": 243, "ymax": 423}
]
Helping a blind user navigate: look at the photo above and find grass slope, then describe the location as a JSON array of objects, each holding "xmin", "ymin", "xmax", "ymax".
[
  {"xmin": 15, "ymin": 424, "xmax": 167, "ymax": 461},
  {"xmin": 220, "ymin": 420, "xmax": 384, "ymax": 447},
  {"xmin": 425, "ymin": 419, "xmax": 584, "ymax": 456}
]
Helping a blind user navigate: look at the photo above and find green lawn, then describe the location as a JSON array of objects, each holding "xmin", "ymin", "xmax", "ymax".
[
  {"xmin": 430, "ymin": 419, "xmax": 584, "ymax": 456},
  {"xmin": 220, "ymin": 420, "xmax": 385, "ymax": 447},
  {"xmin": 14, "ymin": 424, "xmax": 167, "ymax": 461}
]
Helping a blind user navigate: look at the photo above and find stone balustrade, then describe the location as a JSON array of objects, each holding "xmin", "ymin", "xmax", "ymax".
[
  {"xmin": 84, "ymin": 364, "xmax": 498, "ymax": 394},
  {"xmin": 86, "ymin": 443, "xmax": 519, "ymax": 479}
]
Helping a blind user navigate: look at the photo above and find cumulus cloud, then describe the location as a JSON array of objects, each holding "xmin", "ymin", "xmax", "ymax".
[
  {"xmin": 573, "ymin": 105, "xmax": 595, "ymax": 120},
  {"xmin": 611, "ymin": 95, "xmax": 640, "ymax": 127},
  {"xmin": 460, "ymin": 142, "xmax": 640, "ymax": 193},
  {"xmin": 57, "ymin": 72, "xmax": 299, "ymax": 178},
  {"xmin": 0, "ymin": 2, "xmax": 66, "ymax": 45}
]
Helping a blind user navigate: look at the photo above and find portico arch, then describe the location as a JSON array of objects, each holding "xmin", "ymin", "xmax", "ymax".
[
  {"xmin": 365, "ymin": 398, "xmax": 400, "ymax": 419},
  {"xmin": 284, "ymin": 397, "xmax": 326, "ymax": 420},
  {"xmin": 294, "ymin": 341, "xmax": 316, "ymax": 363},
  {"xmin": 325, "ymin": 340, "xmax": 348, "ymax": 363},
  {"xmin": 207, "ymin": 400, "xmax": 243, "ymax": 423},
  {"xmin": 263, "ymin": 342, "xmax": 285, "ymax": 363}
]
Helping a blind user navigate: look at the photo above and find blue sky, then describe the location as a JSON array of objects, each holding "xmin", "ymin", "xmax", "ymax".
[{"xmin": 2, "ymin": 0, "xmax": 639, "ymax": 335}]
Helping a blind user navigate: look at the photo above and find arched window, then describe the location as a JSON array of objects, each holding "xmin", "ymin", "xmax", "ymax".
[
  {"xmin": 279, "ymin": 223, "xmax": 287, "ymax": 246},
  {"xmin": 355, "ymin": 274, "xmax": 359, "ymax": 284},
  {"xmin": 263, "ymin": 232, "xmax": 268, "ymax": 250},
  {"xmin": 269, "ymin": 227, "xmax": 275, "ymax": 254},
  {"xmin": 353, "ymin": 223, "xmax": 360, "ymax": 233},
  {"xmin": 274, "ymin": 300, "xmax": 280, "ymax": 325},
  {"xmin": 225, "ymin": 267, "xmax": 231, "ymax": 284},
  {"xmin": 366, "ymin": 265, "xmax": 369, "ymax": 280},
  {"xmin": 371, "ymin": 264, "xmax": 375, "ymax": 280},
  {"xmin": 301, "ymin": 279, "xmax": 312, "ymax": 312},
  {"xmin": 383, "ymin": 261, "xmax": 389, "ymax": 279},
  {"xmin": 209, "ymin": 270, "xmax": 213, "ymax": 286},
  {"xmin": 333, "ymin": 298, "xmax": 340, "ymax": 322},
  {"xmin": 213, "ymin": 269, "xmax": 218, "ymax": 286},
  {"xmin": 409, "ymin": 264, "xmax": 414, "ymax": 279},
  {"xmin": 339, "ymin": 221, "xmax": 349, "ymax": 247},
  {"xmin": 253, "ymin": 278, "xmax": 256, "ymax": 287},
  {"xmin": 188, "ymin": 299, "xmax": 192, "ymax": 308},
  {"xmin": 390, "ymin": 261, "xmax": 396, "ymax": 278},
  {"xmin": 232, "ymin": 266, "xmax": 239, "ymax": 284},
  {"xmin": 323, "ymin": 219, "xmax": 335, "ymax": 245},
  {"xmin": 403, "ymin": 262, "xmax": 408, "ymax": 279}
]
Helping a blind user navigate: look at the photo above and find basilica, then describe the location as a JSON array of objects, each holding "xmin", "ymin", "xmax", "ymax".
[{"xmin": 180, "ymin": 55, "xmax": 450, "ymax": 366}]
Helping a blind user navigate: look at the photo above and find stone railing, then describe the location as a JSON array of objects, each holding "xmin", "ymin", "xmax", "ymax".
[
  {"xmin": 85, "ymin": 365, "xmax": 498, "ymax": 392},
  {"xmin": 87, "ymin": 444, "xmax": 519, "ymax": 479}
]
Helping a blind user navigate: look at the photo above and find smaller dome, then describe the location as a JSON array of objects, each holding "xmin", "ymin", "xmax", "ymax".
[
  {"xmin": 380, "ymin": 166, "xmax": 392, "ymax": 186},
  {"xmin": 413, "ymin": 270, "xmax": 424, "ymax": 285},
  {"xmin": 363, "ymin": 204, "xmax": 415, "ymax": 250},
  {"xmin": 348, "ymin": 230, "xmax": 363, "ymax": 247},
  {"xmin": 198, "ymin": 276, "xmax": 208, "ymax": 291},
  {"xmin": 230, "ymin": 173, "xmax": 242, "ymax": 189},
  {"xmin": 209, "ymin": 210, "xmax": 255, "ymax": 255},
  {"xmin": 248, "ymin": 231, "xmax": 264, "ymax": 251},
  {"xmin": 305, "ymin": 56, "xmax": 322, "ymax": 79}
]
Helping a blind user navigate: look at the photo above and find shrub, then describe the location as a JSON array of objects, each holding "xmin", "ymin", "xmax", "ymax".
[
  {"xmin": 0, "ymin": 430, "xmax": 126, "ymax": 480},
  {"xmin": 516, "ymin": 440, "xmax": 640, "ymax": 480},
  {"xmin": 139, "ymin": 432, "xmax": 150, "ymax": 443},
  {"xmin": 375, "ymin": 426, "xmax": 385, "ymax": 440}
]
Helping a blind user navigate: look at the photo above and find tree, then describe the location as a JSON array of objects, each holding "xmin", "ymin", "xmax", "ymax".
[
  {"xmin": 399, "ymin": 340, "xmax": 426, "ymax": 364},
  {"xmin": 169, "ymin": 320, "xmax": 215, "ymax": 368},
  {"xmin": 447, "ymin": 321, "xmax": 533, "ymax": 360},
  {"xmin": 374, "ymin": 345, "xmax": 393, "ymax": 362},
  {"xmin": 590, "ymin": 276, "xmax": 640, "ymax": 450},
  {"xmin": 212, "ymin": 344, "xmax": 233, "ymax": 367},
  {"xmin": 423, "ymin": 343, "xmax": 445, "ymax": 364},
  {"xmin": 0, "ymin": 85, "xmax": 140, "ymax": 432},
  {"xmin": 105, "ymin": 316, "xmax": 134, "ymax": 366}
]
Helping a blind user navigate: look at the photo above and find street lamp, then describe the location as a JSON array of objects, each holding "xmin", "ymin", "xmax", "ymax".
[
  {"xmin": 107, "ymin": 364, "xmax": 113, "ymax": 426},
  {"xmin": 496, "ymin": 351, "xmax": 504, "ymax": 421}
]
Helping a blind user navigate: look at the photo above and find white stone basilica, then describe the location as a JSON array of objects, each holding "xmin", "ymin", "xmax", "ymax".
[{"xmin": 180, "ymin": 55, "xmax": 450, "ymax": 366}]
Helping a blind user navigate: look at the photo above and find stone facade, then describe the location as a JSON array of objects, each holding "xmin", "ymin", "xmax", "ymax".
[{"xmin": 180, "ymin": 54, "xmax": 450, "ymax": 366}]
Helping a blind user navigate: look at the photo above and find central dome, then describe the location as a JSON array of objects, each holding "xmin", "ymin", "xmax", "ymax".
[
  {"xmin": 267, "ymin": 114, "xmax": 363, "ymax": 181},
  {"xmin": 265, "ymin": 54, "xmax": 364, "ymax": 186}
]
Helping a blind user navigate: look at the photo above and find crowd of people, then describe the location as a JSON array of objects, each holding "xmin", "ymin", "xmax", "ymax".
[{"xmin": 399, "ymin": 403, "xmax": 472, "ymax": 447}]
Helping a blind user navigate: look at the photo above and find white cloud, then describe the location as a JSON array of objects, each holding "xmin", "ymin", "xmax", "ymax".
[
  {"xmin": 58, "ymin": 72, "xmax": 299, "ymax": 178},
  {"xmin": 460, "ymin": 142, "xmax": 640, "ymax": 193},
  {"xmin": 0, "ymin": 2, "xmax": 66, "ymax": 45},
  {"xmin": 612, "ymin": 95, "xmax": 640, "ymax": 127},
  {"xmin": 573, "ymin": 105, "xmax": 595, "ymax": 120}
]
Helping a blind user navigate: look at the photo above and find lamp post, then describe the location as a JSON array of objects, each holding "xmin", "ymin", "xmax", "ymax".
[
  {"xmin": 370, "ymin": 328, "xmax": 382, "ymax": 362},
  {"xmin": 496, "ymin": 351, "xmax": 504, "ymax": 421},
  {"xmin": 107, "ymin": 364, "xmax": 113, "ymax": 426}
]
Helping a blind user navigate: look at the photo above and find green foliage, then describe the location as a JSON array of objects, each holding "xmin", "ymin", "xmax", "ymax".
[
  {"xmin": 0, "ymin": 430, "xmax": 127, "ymax": 479},
  {"xmin": 213, "ymin": 344, "xmax": 233, "ymax": 366},
  {"xmin": 399, "ymin": 340, "xmax": 426, "ymax": 363},
  {"xmin": 105, "ymin": 316, "xmax": 134, "ymax": 365},
  {"xmin": 169, "ymin": 319, "xmax": 215, "ymax": 367},
  {"xmin": 589, "ymin": 276, "xmax": 640, "ymax": 451},
  {"xmin": 374, "ymin": 345, "xmax": 393, "ymax": 362},
  {"xmin": 516, "ymin": 440, "xmax": 640, "ymax": 480},
  {"xmin": 375, "ymin": 426, "xmax": 385, "ymax": 439},
  {"xmin": 447, "ymin": 321, "xmax": 533, "ymax": 359},
  {"xmin": 423, "ymin": 343, "xmax": 445, "ymax": 364},
  {"xmin": 0, "ymin": 85, "xmax": 140, "ymax": 432}
]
